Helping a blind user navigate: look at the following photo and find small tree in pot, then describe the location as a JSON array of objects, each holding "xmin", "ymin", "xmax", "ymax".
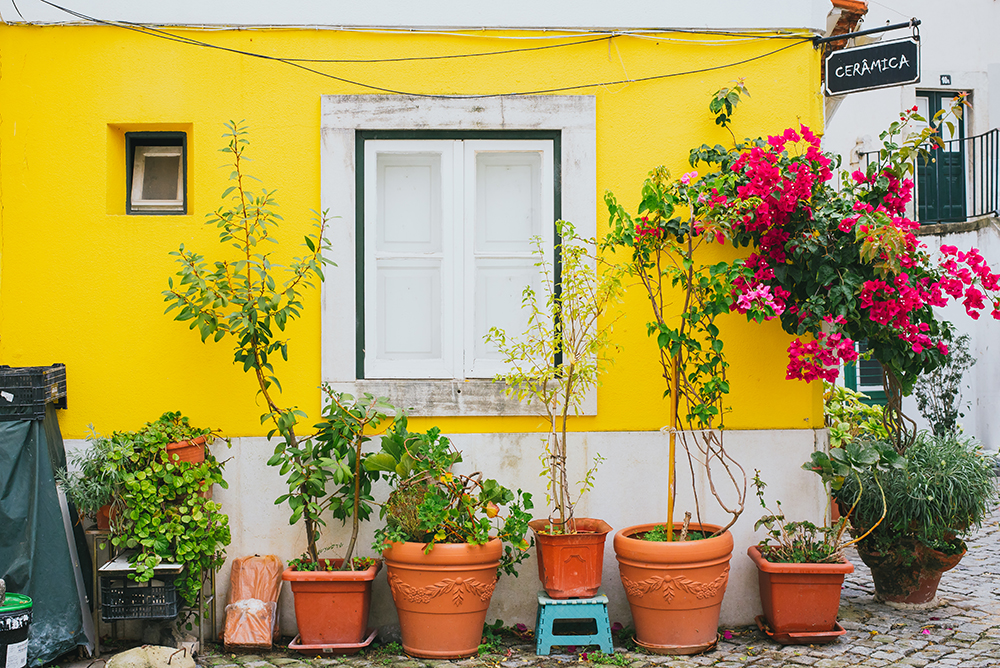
[{"xmin": 485, "ymin": 220, "xmax": 621, "ymax": 598}]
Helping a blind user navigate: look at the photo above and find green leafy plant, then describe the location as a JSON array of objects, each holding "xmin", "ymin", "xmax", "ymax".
[
  {"xmin": 56, "ymin": 428, "xmax": 135, "ymax": 520},
  {"xmin": 709, "ymin": 78, "xmax": 750, "ymax": 142},
  {"xmin": 913, "ymin": 333, "xmax": 974, "ymax": 437},
  {"xmin": 102, "ymin": 413, "xmax": 230, "ymax": 608},
  {"xmin": 585, "ymin": 650, "xmax": 630, "ymax": 666},
  {"xmin": 486, "ymin": 221, "xmax": 621, "ymax": 535},
  {"xmin": 270, "ymin": 389, "xmax": 397, "ymax": 570},
  {"xmin": 478, "ymin": 619, "xmax": 506, "ymax": 655},
  {"xmin": 836, "ymin": 432, "xmax": 999, "ymax": 554},
  {"xmin": 366, "ymin": 419, "xmax": 534, "ymax": 576},
  {"xmin": 163, "ymin": 120, "xmax": 333, "ymax": 564},
  {"xmin": 823, "ymin": 382, "xmax": 889, "ymax": 448},
  {"xmin": 752, "ymin": 470, "xmax": 846, "ymax": 563}
]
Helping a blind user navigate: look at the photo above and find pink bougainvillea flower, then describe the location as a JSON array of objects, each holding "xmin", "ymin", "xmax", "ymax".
[
  {"xmin": 722, "ymin": 630, "xmax": 733, "ymax": 640},
  {"xmin": 680, "ymin": 170, "xmax": 698, "ymax": 185}
]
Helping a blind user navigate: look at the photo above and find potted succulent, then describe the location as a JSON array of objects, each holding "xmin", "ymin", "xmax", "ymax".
[
  {"xmin": 831, "ymin": 432, "xmax": 998, "ymax": 607},
  {"xmin": 486, "ymin": 221, "xmax": 621, "ymax": 599},
  {"xmin": 365, "ymin": 420, "xmax": 533, "ymax": 659},
  {"xmin": 602, "ymin": 83, "xmax": 780, "ymax": 655},
  {"xmin": 274, "ymin": 389, "xmax": 398, "ymax": 649}
]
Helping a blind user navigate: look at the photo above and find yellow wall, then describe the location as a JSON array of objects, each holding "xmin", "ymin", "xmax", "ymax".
[{"xmin": 0, "ymin": 25, "xmax": 824, "ymax": 438}]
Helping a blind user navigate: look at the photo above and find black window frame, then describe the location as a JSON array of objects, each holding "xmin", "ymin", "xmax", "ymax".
[{"xmin": 125, "ymin": 131, "xmax": 188, "ymax": 215}]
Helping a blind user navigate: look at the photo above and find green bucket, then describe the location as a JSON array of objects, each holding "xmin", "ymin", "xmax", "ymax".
[{"xmin": 0, "ymin": 593, "xmax": 32, "ymax": 668}]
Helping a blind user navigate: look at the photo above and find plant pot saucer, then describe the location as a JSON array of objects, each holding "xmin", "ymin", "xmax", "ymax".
[
  {"xmin": 755, "ymin": 615, "xmax": 846, "ymax": 645},
  {"xmin": 634, "ymin": 633, "xmax": 718, "ymax": 655},
  {"xmin": 288, "ymin": 628, "xmax": 377, "ymax": 656}
]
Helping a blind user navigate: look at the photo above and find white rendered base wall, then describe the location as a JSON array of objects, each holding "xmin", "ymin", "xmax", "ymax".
[{"xmin": 66, "ymin": 428, "xmax": 828, "ymax": 636}]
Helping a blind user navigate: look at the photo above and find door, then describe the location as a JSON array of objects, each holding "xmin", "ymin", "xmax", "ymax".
[{"xmin": 916, "ymin": 92, "xmax": 966, "ymax": 223}]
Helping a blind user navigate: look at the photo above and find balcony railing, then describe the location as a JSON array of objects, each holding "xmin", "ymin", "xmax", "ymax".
[{"xmin": 861, "ymin": 128, "xmax": 999, "ymax": 224}]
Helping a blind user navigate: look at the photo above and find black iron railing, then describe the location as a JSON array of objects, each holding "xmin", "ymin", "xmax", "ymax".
[{"xmin": 860, "ymin": 128, "xmax": 999, "ymax": 224}]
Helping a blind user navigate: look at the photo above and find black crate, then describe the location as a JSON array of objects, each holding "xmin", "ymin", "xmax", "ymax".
[
  {"xmin": 100, "ymin": 574, "xmax": 179, "ymax": 621},
  {"xmin": 0, "ymin": 364, "xmax": 67, "ymax": 421}
]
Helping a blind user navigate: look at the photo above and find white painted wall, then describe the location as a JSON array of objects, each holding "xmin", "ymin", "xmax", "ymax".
[
  {"xmin": 0, "ymin": 0, "xmax": 830, "ymax": 30},
  {"xmin": 67, "ymin": 428, "xmax": 828, "ymax": 635},
  {"xmin": 823, "ymin": 0, "xmax": 1000, "ymax": 452}
]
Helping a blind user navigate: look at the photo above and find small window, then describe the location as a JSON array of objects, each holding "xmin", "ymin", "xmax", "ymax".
[
  {"xmin": 126, "ymin": 132, "xmax": 186, "ymax": 214},
  {"xmin": 844, "ymin": 339, "xmax": 887, "ymax": 405}
]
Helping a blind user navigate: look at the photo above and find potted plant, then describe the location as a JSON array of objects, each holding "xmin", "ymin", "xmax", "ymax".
[
  {"xmin": 486, "ymin": 221, "xmax": 621, "ymax": 599},
  {"xmin": 56, "ymin": 428, "xmax": 134, "ymax": 531},
  {"xmin": 365, "ymin": 420, "xmax": 533, "ymax": 659},
  {"xmin": 274, "ymin": 389, "xmax": 398, "ymax": 649},
  {"xmin": 602, "ymin": 83, "xmax": 780, "ymax": 655},
  {"xmin": 105, "ymin": 412, "xmax": 230, "ymax": 611},
  {"xmin": 164, "ymin": 121, "xmax": 337, "ymax": 643},
  {"xmin": 747, "ymin": 449, "xmax": 895, "ymax": 644},
  {"xmin": 831, "ymin": 432, "xmax": 998, "ymax": 607}
]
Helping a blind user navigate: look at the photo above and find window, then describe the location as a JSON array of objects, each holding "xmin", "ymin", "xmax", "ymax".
[
  {"xmin": 320, "ymin": 95, "xmax": 595, "ymax": 415},
  {"xmin": 126, "ymin": 132, "xmax": 186, "ymax": 214},
  {"xmin": 360, "ymin": 136, "xmax": 555, "ymax": 380},
  {"xmin": 844, "ymin": 340, "xmax": 886, "ymax": 405}
]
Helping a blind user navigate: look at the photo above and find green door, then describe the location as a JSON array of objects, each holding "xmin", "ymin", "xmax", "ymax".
[{"xmin": 916, "ymin": 92, "xmax": 966, "ymax": 223}]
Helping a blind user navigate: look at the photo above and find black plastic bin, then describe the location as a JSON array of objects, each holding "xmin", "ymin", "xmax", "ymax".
[{"xmin": 0, "ymin": 364, "xmax": 67, "ymax": 421}]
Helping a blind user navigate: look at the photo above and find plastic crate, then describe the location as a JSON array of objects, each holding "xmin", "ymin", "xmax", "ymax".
[
  {"xmin": 100, "ymin": 574, "xmax": 180, "ymax": 621},
  {"xmin": 0, "ymin": 364, "xmax": 67, "ymax": 422}
]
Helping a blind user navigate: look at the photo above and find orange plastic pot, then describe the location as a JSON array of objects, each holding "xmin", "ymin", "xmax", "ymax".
[
  {"xmin": 165, "ymin": 435, "xmax": 207, "ymax": 464},
  {"xmin": 530, "ymin": 518, "xmax": 612, "ymax": 598},
  {"xmin": 747, "ymin": 545, "xmax": 853, "ymax": 635},
  {"xmin": 383, "ymin": 539, "xmax": 501, "ymax": 659},
  {"xmin": 282, "ymin": 559, "xmax": 381, "ymax": 646},
  {"xmin": 614, "ymin": 523, "xmax": 733, "ymax": 655}
]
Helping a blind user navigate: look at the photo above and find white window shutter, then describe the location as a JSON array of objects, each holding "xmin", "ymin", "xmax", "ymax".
[
  {"xmin": 364, "ymin": 141, "xmax": 459, "ymax": 378},
  {"xmin": 464, "ymin": 140, "xmax": 554, "ymax": 378}
]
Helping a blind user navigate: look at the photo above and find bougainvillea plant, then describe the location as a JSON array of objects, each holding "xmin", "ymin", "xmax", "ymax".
[
  {"xmin": 690, "ymin": 92, "xmax": 1000, "ymax": 451},
  {"xmin": 603, "ymin": 88, "xmax": 1000, "ymax": 538}
]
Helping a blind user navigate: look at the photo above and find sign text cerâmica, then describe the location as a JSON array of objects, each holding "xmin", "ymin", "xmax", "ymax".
[{"xmin": 825, "ymin": 37, "xmax": 920, "ymax": 96}]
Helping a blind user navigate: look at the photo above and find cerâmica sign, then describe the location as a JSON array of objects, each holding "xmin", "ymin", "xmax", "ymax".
[{"xmin": 825, "ymin": 37, "xmax": 920, "ymax": 96}]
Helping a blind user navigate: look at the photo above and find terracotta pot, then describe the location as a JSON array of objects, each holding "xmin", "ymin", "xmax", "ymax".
[
  {"xmin": 96, "ymin": 504, "xmax": 112, "ymax": 531},
  {"xmin": 855, "ymin": 538, "xmax": 966, "ymax": 607},
  {"xmin": 282, "ymin": 559, "xmax": 381, "ymax": 645},
  {"xmin": 383, "ymin": 539, "xmax": 501, "ymax": 659},
  {"xmin": 530, "ymin": 517, "xmax": 612, "ymax": 599},
  {"xmin": 747, "ymin": 545, "xmax": 853, "ymax": 636},
  {"xmin": 165, "ymin": 435, "xmax": 207, "ymax": 464},
  {"xmin": 614, "ymin": 523, "xmax": 732, "ymax": 655}
]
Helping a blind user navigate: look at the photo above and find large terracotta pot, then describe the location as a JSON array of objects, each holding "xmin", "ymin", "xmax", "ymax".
[
  {"xmin": 855, "ymin": 538, "xmax": 966, "ymax": 607},
  {"xmin": 747, "ymin": 545, "xmax": 853, "ymax": 635},
  {"xmin": 282, "ymin": 559, "xmax": 381, "ymax": 645},
  {"xmin": 530, "ymin": 518, "xmax": 612, "ymax": 599},
  {"xmin": 614, "ymin": 523, "xmax": 732, "ymax": 655},
  {"xmin": 383, "ymin": 539, "xmax": 501, "ymax": 659},
  {"xmin": 165, "ymin": 435, "xmax": 207, "ymax": 464}
]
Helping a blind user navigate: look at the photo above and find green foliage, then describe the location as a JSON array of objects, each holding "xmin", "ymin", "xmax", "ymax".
[
  {"xmin": 913, "ymin": 333, "xmax": 974, "ymax": 437},
  {"xmin": 640, "ymin": 525, "xmax": 708, "ymax": 542},
  {"xmin": 803, "ymin": 438, "xmax": 902, "ymax": 493},
  {"xmin": 837, "ymin": 432, "xmax": 999, "ymax": 553},
  {"xmin": 823, "ymin": 382, "xmax": 889, "ymax": 448},
  {"xmin": 752, "ymin": 470, "xmax": 845, "ymax": 563},
  {"xmin": 486, "ymin": 221, "xmax": 621, "ymax": 534},
  {"xmin": 56, "ymin": 428, "xmax": 135, "ymax": 517},
  {"xmin": 287, "ymin": 555, "xmax": 377, "ymax": 571},
  {"xmin": 708, "ymin": 78, "xmax": 750, "ymax": 139},
  {"xmin": 269, "ymin": 390, "xmax": 397, "ymax": 569},
  {"xmin": 366, "ymin": 419, "xmax": 534, "ymax": 576},
  {"xmin": 586, "ymin": 651, "xmax": 630, "ymax": 666},
  {"xmin": 103, "ymin": 414, "xmax": 230, "ymax": 608},
  {"xmin": 478, "ymin": 619, "xmax": 506, "ymax": 655},
  {"xmin": 163, "ymin": 120, "xmax": 334, "ymax": 563}
]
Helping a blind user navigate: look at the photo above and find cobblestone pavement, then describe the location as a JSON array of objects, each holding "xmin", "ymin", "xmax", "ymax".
[
  {"xmin": 168, "ymin": 506, "xmax": 1000, "ymax": 668},
  {"xmin": 195, "ymin": 507, "xmax": 1000, "ymax": 668}
]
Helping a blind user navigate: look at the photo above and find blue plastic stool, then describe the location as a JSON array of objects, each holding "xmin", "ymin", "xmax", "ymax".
[{"xmin": 535, "ymin": 589, "xmax": 613, "ymax": 656}]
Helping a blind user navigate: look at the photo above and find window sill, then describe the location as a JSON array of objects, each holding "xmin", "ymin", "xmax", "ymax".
[{"xmin": 325, "ymin": 379, "xmax": 596, "ymax": 417}]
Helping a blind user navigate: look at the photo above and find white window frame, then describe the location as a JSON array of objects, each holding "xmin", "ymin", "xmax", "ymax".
[
  {"xmin": 320, "ymin": 95, "xmax": 596, "ymax": 416},
  {"xmin": 130, "ymin": 145, "xmax": 185, "ymax": 213}
]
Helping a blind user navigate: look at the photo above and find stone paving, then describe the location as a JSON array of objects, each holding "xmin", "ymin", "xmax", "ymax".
[{"xmin": 189, "ymin": 505, "xmax": 1000, "ymax": 668}]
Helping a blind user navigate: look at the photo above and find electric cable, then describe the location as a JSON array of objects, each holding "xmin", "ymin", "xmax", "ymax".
[{"xmin": 36, "ymin": 0, "xmax": 814, "ymax": 99}]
